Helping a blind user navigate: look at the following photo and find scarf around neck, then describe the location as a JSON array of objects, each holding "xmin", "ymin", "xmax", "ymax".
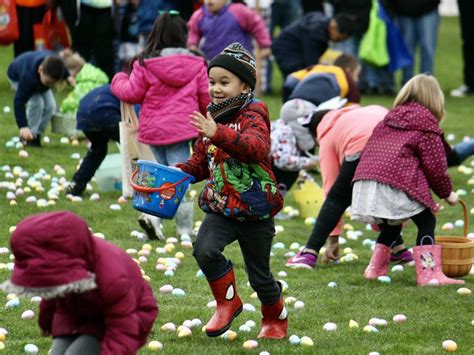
[{"xmin": 207, "ymin": 92, "xmax": 253, "ymax": 123}]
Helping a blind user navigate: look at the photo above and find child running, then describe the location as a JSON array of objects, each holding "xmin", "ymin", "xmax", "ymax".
[
  {"xmin": 351, "ymin": 74, "xmax": 464, "ymax": 286},
  {"xmin": 176, "ymin": 43, "xmax": 286, "ymax": 339},
  {"xmin": 1, "ymin": 211, "xmax": 158, "ymax": 354},
  {"xmin": 112, "ymin": 12, "xmax": 210, "ymax": 239}
]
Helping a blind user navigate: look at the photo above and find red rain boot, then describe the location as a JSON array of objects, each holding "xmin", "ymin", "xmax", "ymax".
[
  {"xmin": 257, "ymin": 298, "xmax": 288, "ymax": 339},
  {"xmin": 364, "ymin": 243, "xmax": 391, "ymax": 280},
  {"xmin": 205, "ymin": 267, "xmax": 243, "ymax": 337},
  {"xmin": 413, "ymin": 244, "xmax": 465, "ymax": 286}
]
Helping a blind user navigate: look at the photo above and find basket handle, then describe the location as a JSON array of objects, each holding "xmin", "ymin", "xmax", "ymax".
[
  {"xmin": 458, "ymin": 199, "xmax": 468, "ymax": 237},
  {"xmin": 129, "ymin": 168, "xmax": 189, "ymax": 194}
]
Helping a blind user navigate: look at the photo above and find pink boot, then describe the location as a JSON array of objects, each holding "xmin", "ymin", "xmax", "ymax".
[
  {"xmin": 413, "ymin": 245, "xmax": 465, "ymax": 286},
  {"xmin": 364, "ymin": 244, "xmax": 391, "ymax": 280}
]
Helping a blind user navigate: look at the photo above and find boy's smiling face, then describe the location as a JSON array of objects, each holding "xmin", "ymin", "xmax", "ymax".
[
  {"xmin": 208, "ymin": 67, "xmax": 248, "ymax": 104},
  {"xmin": 204, "ymin": 0, "xmax": 228, "ymax": 14}
]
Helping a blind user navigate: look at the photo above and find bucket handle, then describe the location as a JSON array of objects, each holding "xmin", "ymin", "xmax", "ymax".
[
  {"xmin": 444, "ymin": 199, "xmax": 468, "ymax": 237},
  {"xmin": 129, "ymin": 168, "xmax": 189, "ymax": 194}
]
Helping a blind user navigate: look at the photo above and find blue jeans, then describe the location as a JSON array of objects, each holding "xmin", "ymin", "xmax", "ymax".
[
  {"xmin": 397, "ymin": 9, "xmax": 440, "ymax": 84},
  {"xmin": 150, "ymin": 140, "xmax": 191, "ymax": 166},
  {"xmin": 11, "ymin": 81, "xmax": 56, "ymax": 137},
  {"xmin": 451, "ymin": 139, "xmax": 474, "ymax": 166}
]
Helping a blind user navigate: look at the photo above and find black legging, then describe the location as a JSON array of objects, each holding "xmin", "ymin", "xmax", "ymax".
[{"xmin": 376, "ymin": 209, "xmax": 436, "ymax": 247}]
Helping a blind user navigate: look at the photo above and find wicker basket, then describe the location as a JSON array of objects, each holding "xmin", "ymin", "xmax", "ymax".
[{"xmin": 435, "ymin": 200, "xmax": 474, "ymax": 277}]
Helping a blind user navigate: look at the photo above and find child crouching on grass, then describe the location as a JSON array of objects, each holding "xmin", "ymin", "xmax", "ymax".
[
  {"xmin": 1, "ymin": 211, "xmax": 158, "ymax": 354},
  {"xmin": 176, "ymin": 43, "xmax": 287, "ymax": 339}
]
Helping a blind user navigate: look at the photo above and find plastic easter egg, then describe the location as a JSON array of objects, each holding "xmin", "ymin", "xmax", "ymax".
[
  {"xmin": 147, "ymin": 340, "xmax": 163, "ymax": 351},
  {"xmin": 300, "ymin": 336, "xmax": 314, "ymax": 346},
  {"xmin": 259, "ymin": 351, "xmax": 270, "ymax": 355},
  {"xmin": 18, "ymin": 150, "xmax": 28, "ymax": 158},
  {"xmin": 294, "ymin": 301, "xmax": 305, "ymax": 310},
  {"xmin": 278, "ymin": 271, "xmax": 287, "ymax": 277},
  {"xmin": 272, "ymin": 242, "xmax": 285, "ymax": 250},
  {"xmin": 289, "ymin": 242, "xmax": 300, "ymax": 250},
  {"xmin": 304, "ymin": 217, "xmax": 316, "ymax": 225},
  {"xmin": 175, "ymin": 252, "xmax": 185, "ymax": 259},
  {"xmin": 456, "ymin": 287, "xmax": 471, "ymax": 295},
  {"xmin": 442, "ymin": 340, "xmax": 457, "ymax": 352},
  {"xmin": 369, "ymin": 318, "xmax": 387, "ymax": 327},
  {"xmin": 288, "ymin": 334, "xmax": 300, "ymax": 345},
  {"xmin": 239, "ymin": 324, "xmax": 251, "ymax": 332},
  {"xmin": 171, "ymin": 288, "xmax": 185, "ymax": 297},
  {"xmin": 5, "ymin": 298, "xmax": 20, "ymax": 309},
  {"xmin": 369, "ymin": 352, "xmax": 380, "ymax": 355},
  {"xmin": 21, "ymin": 310, "xmax": 35, "ymax": 320},
  {"xmin": 323, "ymin": 322, "xmax": 337, "ymax": 331},
  {"xmin": 207, "ymin": 300, "xmax": 217, "ymax": 308},
  {"xmin": 284, "ymin": 296, "xmax": 296, "ymax": 305},
  {"xmin": 89, "ymin": 193, "xmax": 100, "ymax": 201},
  {"xmin": 160, "ymin": 323, "xmax": 176, "ymax": 332},
  {"xmin": 363, "ymin": 325, "xmax": 378, "ymax": 333},
  {"xmin": 349, "ymin": 320, "xmax": 359, "ymax": 329},
  {"xmin": 243, "ymin": 303, "xmax": 256, "ymax": 312},
  {"xmin": 393, "ymin": 314, "xmax": 407, "ymax": 323},
  {"xmin": 275, "ymin": 225, "xmax": 284, "ymax": 234},
  {"xmin": 391, "ymin": 265, "xmax": 404, "ymax": 273},
  {"xmin": 159, "ymin": 285, "xmax": 174, "ymax": 294},
  {"xmin": 177, "ymin": 326, "xmax": 192, "ymax": 337},
  {"xmin": 279, "ymin": 280, "xmax": 289, "ymax": 293},
  {"xmin": 24, "ymin": 343, "xmax": 39, "ymax": 354},
  {"xmin": 221, "ymin": 330, "xmax": 237, "ymax": 341},
  {"xmin": 243, "ymin": 340, "xmax": 258, "ymax": 349},
  {"xmin": 109, "ymin": 204, "xmax": 121, "ymax": 210},
  {"xmin": 377, "ymin": 276, "xmax": 391, "ymax": 284},
  {"xmin": 328, "ymin": 282, "xmax": 337, "ymax": 288},
  {"xmin": 0, "ymin": 340, "xmax": 4, "ymax": 349}
]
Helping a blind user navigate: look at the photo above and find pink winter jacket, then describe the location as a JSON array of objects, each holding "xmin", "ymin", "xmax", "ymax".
[
  {"xmin": 317, "ymin": 104, "xmax": 388, "ymax": 235},
  {"xmin": 111, "ymin": 51, "xmax": 210, "ymax": 146}
]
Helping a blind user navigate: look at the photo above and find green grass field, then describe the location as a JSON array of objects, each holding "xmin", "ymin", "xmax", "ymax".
[{"xmin": 0, "ymin": 16, "xmax": 473, "ymax": 354}]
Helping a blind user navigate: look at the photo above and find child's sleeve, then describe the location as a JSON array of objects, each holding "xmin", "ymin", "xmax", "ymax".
[
  {"xmin": 231, "ymin": 4, "xmax": 271, "ymax": 49},
  {"xmin": 100, "ymin": 277, "xmax": 144, "ymax": 354},
  {"xmin": 210, "ymin": 111, "xmax": 270, "ymax": 163},
  {"xmin": 110, "ymin": 62, "xmax": 147, "ymax": 104},
  {"xmin": 175, "ymin": 138, "xmax": 210, "ymax": 182},
  {"xmin": 187, "ymin": 10, "xmax": 204, "ymax": 48},
  {"xmin": 38, "ymin": 299, "xmax": 56, "ymax": 333},
  {"xmin": 418, "ymin": 134, "xmax": 452, "ymax": 199}
]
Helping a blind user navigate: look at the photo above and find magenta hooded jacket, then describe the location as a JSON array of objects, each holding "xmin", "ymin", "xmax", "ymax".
[
  {"xmin": 111, "ymin": 51, "xmax": 210, "ymax": 146},
  {"xmin": 2, "ymin": 211, "xmax": 158, "ymax": 355},
  {"xmin": 353, "ymin": 102, "xmax": 452, "ymax": 211}
]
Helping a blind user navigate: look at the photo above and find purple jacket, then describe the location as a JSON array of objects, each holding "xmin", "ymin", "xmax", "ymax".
[
  {"xmin": 111, "ymin": 49, "xmax": 210, "ymax": 146},
  {"xmin": 187, "ymin": 3, "xmax": 271, "ymax": 60},
  {"xmin": 353, "ymin": 102, "xmax": 452, "ymax": 211}
]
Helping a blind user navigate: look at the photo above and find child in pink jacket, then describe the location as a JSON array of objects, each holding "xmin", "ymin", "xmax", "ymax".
[
  {"xmin": 187, "ymin": 0, "xmax": 271, "ymax": 60},
  {"xmin": 112, "ymin": 12, "xmax": 210, "ymax": 240}
]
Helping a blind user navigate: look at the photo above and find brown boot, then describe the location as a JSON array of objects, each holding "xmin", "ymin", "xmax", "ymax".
[{"xmin": 205, "ymin": 266, "xmax": 243, "ymax": 337}]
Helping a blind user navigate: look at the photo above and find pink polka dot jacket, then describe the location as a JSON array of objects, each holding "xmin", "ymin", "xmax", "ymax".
[{"xmin": 353, "ymin": 102, "xmax": 452, "ymax": 211}]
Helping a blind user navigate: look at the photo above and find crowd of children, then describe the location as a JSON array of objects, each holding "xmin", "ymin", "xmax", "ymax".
[{"xmin": 2, "ymin": 1, "xmax": 474, "ymax": 352}]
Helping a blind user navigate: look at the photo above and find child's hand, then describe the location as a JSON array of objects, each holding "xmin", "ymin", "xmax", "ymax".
[
  {"xmin": 19, "ymin": 127, "xmax": 33, "ymax": 141},
  {"xmin": 306, "ymin": 159, "xmax": 319, "ymax": 171},
  {"xmin": 67, "ymin": 75, "xmax": 76, "ymax": 86},
  {"xmin": 445, "ymin": 191, "xmax": 459, "ymax": 206},
  {"xmin": 259, "ymin": 48, "xmax": 272, "ymax": 58},
  {"xmin": 190, "ymin": 111, "xmax": 217, "ymax": 138},
  {"xmin": 324, "ymin": 236, "xmax": 339, "ymax": 262}
]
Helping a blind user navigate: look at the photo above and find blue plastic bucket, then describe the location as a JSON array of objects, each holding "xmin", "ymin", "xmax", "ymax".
[{"xmin": 130, "ymin": 160, "xmax": 194, "ymax": 219}]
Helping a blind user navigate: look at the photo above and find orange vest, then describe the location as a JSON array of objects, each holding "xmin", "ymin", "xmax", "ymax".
[{"xmin": 16, "ymin": 0, "xmax": 47, "ymax": 7}]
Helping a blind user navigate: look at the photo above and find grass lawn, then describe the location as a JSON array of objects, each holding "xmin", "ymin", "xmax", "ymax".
[{"xmin": 0, "ymin": 16, "xmax": 473, "ymax": 355}]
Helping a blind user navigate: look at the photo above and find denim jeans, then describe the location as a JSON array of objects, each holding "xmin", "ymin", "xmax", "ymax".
[
  {"xmin": 50, "ymin": 335, "xmax": 100, "ymax": 355},
  {"xmin": 11, "ymin": 81, "xmax": 56, "ymax": 137},
  {"xmin": 150, "ymin": 140, "xmax": 191, "ymax": 166},
  {"xmin": 397, "ymin": 9, "xmax": 440, "ymax": 84},
  {"xmin": 72, "ymin": 126, "xmax": 120, "ymax": 188},
  {"xmin": 450, "ymin": 139, "xmax": 474, "ymax": 166},
  {"xmin": 193, "ymin": 213, "xmax": 280, "ymax": 304}
]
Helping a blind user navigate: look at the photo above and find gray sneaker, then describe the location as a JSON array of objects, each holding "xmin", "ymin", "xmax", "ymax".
[
  {"xmin": 450, "ymin": 85, "xmax": 474, "ymax": 97},
  {"xmin": 138, "ymin": 213, "xmax": 165, "ymax": 241}
]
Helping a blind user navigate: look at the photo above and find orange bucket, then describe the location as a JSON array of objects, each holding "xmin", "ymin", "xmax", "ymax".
[{"xmin": 435, "ymin": 200, "xmax": 474, "ymax": 277}]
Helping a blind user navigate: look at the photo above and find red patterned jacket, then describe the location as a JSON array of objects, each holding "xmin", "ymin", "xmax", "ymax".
[
  {"xmin": 177, "ymin": 100, "xmax": 283, "ymax": 220},
  {"xmin": 353, "ymin": 102, "xmax": 452, "ymax": 211}
]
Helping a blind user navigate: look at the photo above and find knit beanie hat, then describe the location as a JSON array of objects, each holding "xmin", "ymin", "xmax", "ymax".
[
  {"xmin": 280, "ymin": 99, "xmax": 318, "ymax": 151},
  {"xmin": 208, "ymin": 42, "xmax": 257, "ymax": 90}
]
